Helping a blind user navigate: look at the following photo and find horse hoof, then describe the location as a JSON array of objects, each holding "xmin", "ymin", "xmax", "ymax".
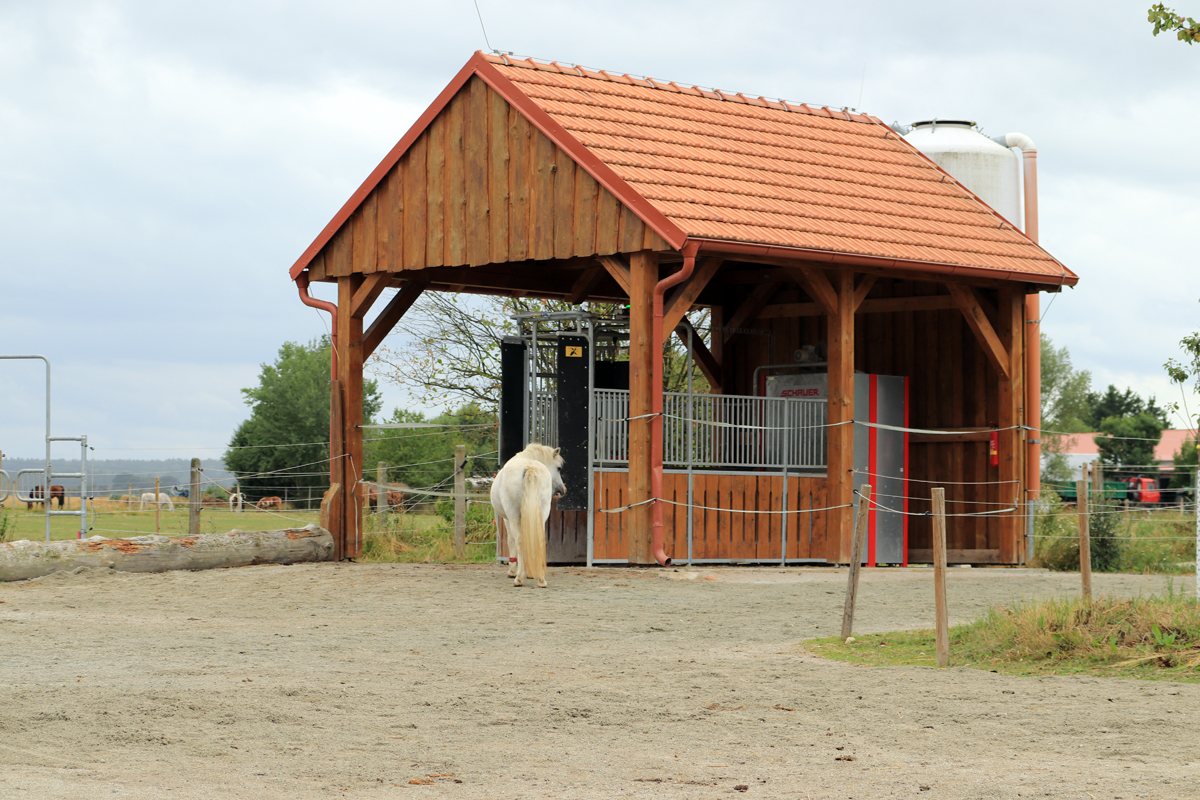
[
  {"xmin": 538, "ymin": 581, "xmax": 548, "ymax": 589},
  {"xmin": 513, "ymin": 579, "xmax": 523, "ymax": 587}
]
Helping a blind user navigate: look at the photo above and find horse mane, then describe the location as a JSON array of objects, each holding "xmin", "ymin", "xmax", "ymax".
[{"xmin": 522, "ymin": 442, "xmax": 564, "ymax": 469}]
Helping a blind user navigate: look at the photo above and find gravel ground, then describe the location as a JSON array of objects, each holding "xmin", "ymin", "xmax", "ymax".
[{"xmin": 1, "ymin": 562, "xmax": 1198, "ymax": 799}]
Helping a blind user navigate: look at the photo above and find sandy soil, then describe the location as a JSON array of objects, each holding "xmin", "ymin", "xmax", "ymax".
[{"xmin": 1, "ymin": 562, "xmax": 1198, "ymax": 799}]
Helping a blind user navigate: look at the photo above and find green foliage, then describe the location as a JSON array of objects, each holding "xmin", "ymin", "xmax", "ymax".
[
  {"xmin": 365, "ymin": 403, "xmax": 498, "ymax": 490},
  {"xmin": 435, "ymin": 498, "xmax": 497, "ymax": 543},
  {"xmin": 1034, "ymin": 492, "xmax": 1194, "ymax": 574},
  {"xmin": 225, "ymin": 337, "xmax": 382, "ymax": 501},
  {"xmin": 1085, "ymin": 384, "xmax": 1168, "ymax": 430},
  {"xmin": 1089, "ymin": 497, "xmax": 1122, "ymax": 573},
  {"xmin": 1096, "ymin": 412, "xmax": 1163, "ymax": 467},
  {"xmin": 359, "ymin": 504, "xmax": 496, "ymax": 563},
  {"xmin": 1164, "ymin": 329, "xmax": 1200, "ymax": 428},
  {"xmin": 0, "ymin": 508, "xmax": 13, "ymax": 543},
  {"xmin": 1040, "ymin": 334, "xmax": 1093, "ymax": 433},
  {"xmin": 1149, "ymin": 4, "xmax": 1200, "ymax": 43}
]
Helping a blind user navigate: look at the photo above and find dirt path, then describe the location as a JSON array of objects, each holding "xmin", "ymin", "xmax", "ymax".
[{"xmin": 1, "ymin": 563, "xmax": 1198, "ymax": 799}]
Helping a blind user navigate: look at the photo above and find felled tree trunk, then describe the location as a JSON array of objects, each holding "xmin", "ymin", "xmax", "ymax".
[{"xmin": 0, "ymin": 524, "xmax": 334, "ymax": 582}]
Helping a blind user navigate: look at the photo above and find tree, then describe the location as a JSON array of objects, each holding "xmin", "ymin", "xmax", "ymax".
[
  {"xmin": 1040, "ymin": 334, "xmax": 1093, "ymax": 433},
  {"xmin": 225, "ymin": 337, "xmax": 381, "ymax": 501},
  {"xmin": 1165, "ymin": 328, "xmax": 1200, "ymax": 429},
  {"xmin": 1095, "ymin": 412, "xmax": 1163, "ymax": 468},
  {"xmin": 370, "ymin": 293, "xmax": 709, "ymax": 413},
  {"xmin": 1083, "ymin": 385, "xmax": 1168, "ymax": 430},
  {"xmin": 1149, "ymin": 4, "xmax": 1200, "ymax": 43},
  {"xmin": 1040, "ymin": 335, "xmax": 1093, "ymax": 484}
]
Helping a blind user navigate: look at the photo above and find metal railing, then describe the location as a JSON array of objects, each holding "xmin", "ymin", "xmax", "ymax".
[{"xmin": 594, "ymin": 389, "xmax": 826, "ymax": 470}]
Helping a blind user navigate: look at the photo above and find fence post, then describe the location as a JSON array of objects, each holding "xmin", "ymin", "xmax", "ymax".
[
  {"xmin": 236, "ymin": 482, "xmax": 242, "ymax": 513},
  {"xmin": 454, "ymin": 445, "xmax": 467, "ymax": 559},
  {"xmin": 932, "ymin": 487, "xmax": 950, "ymax": 668},
  {"xmin": 154, "ymin": 477, "xmax": 160, "ymax": 535},
  {"xmin": 1077, "ymin": 478, "xmax": 1091, "ymax": 600},
  {"xmin": 840, "ymin": 484, "xmax": 871, "ymax": 641},
  {"xmin": 1195, "ymin": 466, "xmax": 1198, "ymax": 602},
  {"xmin": 376, "ymin": 461, "xmax": 386, "ymax": 513},
  {"xmin": 188, "ymin": 458, "xmax": 201, "ymax": 535}
]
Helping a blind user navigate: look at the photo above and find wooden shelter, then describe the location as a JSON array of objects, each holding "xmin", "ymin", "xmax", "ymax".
[{"xmin": 289, "ymin": 52, "xmax": 1077, "ymax": 565}]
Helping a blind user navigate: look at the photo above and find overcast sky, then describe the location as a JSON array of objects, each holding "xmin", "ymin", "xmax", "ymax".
[{"xmin": 1, "ymin": 0, "xmax": 1198, "ymax": 460}]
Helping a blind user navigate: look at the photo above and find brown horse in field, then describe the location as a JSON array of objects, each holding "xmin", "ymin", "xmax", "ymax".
[
  {"xmin": 256, "ymin": 496, "xmax": 283, "ymax": 510},
  {"xmin": 26, "ymin": 485, "xmax": 65, "ymax": 510}
]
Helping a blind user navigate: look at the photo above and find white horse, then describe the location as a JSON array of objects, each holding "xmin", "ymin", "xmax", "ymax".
[
  {"xmin": 229, "ymin": 492, "xmax": 246, "ymax": 512},
  {"xmin": 490, "ymin": 443, "xmax": 564, "ymax": 588},
  {"xmin": 138, "ymin": 492, "xmax": 175, "ymax": 512}
]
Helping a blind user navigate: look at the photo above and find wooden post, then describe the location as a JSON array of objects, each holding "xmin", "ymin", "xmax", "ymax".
[
  {"xmin": 154, "ymin": 477, "xmax": 160, "ymax": 535},
  {"xmin": 827, "ymin": 269, "xmax": 855, "ymax": 563},
  {"xmin": 337, "ymin": 276, "xmax": 366, "ymax": 559},
  {"xmin": 932, "ymin": 487, "xmax": 950, "ymax": 668},
  {"xmin": 454, "ymin": 445, "xmax": 467, "ymax": 559},
  {"xmin": 188, "ymin": 458, "xmax": 201, "ymax": 535},
  {"xmin": 236, "ymin": 482, "xmax": 242, "ymax": 514},
  {"xmin": 1077, "ymin": 479, "xmax": 1092, "ymax": 599},
  {"xmin": 998, "ymin": 288, "xmax": 1025, "ymax": 564},
  {"xmin": 1094, "ymin": 459, "xmax": 1104, "ymax": 501},
  {"xmin": 627, "ymin": 250, "xmax": 658, "ymax": 564},
  {"xmin": 328, "ymin": 379, "xmax": 345, "ymax": 560},
  {"xmin": 840, "ymin": 484, "xmax": 871, "ymax": 640},
  {"xmin": 376, "ymin": 461, "xmax": 387, "ymax": 514}
]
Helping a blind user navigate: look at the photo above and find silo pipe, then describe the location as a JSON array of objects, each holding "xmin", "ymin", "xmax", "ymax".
[
  {"xmin": 648, "ymin": 241, "xmax": 701, "ymax": 566},
  {"xmin": 992, "ymin": 132, "xmax": 1042, "ymax": 523}
]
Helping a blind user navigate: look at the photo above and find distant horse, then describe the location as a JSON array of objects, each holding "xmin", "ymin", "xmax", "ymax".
[
  {"xmin": 368, "ymin": 484, "xmax": 410, "ymax": 512},
  {"xmin": 26, "ymin": 485, "xmax": 66, "ymax": 510},
  {"xmin": 490, "ymin": 443, "xmax": 564, "ymax": 588},
  {"xmin": 138, "ymin": 492, "xmax": 175, "ymax": 512},
  {"xmin": 228, "ymin": 492, "xmax": 246, "ymax": 512},
  {"xmin": 256, "ymin": 496, "xmax": 283, "ymax": 511}
]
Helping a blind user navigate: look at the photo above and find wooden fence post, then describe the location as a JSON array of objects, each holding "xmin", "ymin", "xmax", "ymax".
[
  {"xmin": 454, "ymin": 445, "xmax": 467, "ymax": 559},
  {"xmin": 376, "ymin": 461, "xmax": 387, "ymax": 514},
  {"xmin": 840, "ymin": 484, "xmax": 871, "ymax": 640},
  {"xmin": 236, "ymin": 482, "xmax": 242, "ymax": 513},
  {"xmin": 932, "ymin": 487, "xmax": 950, "ymax": 668},
  {"xmin": 1077, "ymin": 479, "xmax": 1092, "ymax": 600},
  {"xmin": 188, "ymin": 458, "xmax": 201, "ymax": 535},
  {"xmin": 154, "ymin": 477, "xmax": 160, "ymax": 535}
]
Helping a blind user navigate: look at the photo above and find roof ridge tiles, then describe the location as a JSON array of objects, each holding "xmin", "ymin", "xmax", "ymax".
[{"xmin": 488, "ymin": 53, "xmax": 880, "ymax": 124}]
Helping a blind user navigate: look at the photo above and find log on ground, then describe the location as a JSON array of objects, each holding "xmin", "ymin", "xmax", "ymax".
[{"xmin": 0, "ymin": 524, "xmax": 335, "ymax": 582}]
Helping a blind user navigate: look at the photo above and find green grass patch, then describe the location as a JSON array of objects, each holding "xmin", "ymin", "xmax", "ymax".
[
  {"xmin": 359, "ymin": 501, "xmax": 497, "ymax": 564},
  {"xmin": 806, "ymin": 585, "xmax": 1200, "ymax": 683},
  {"xmin": 0, "ymin": 501, "xmax": 320, "ymax": 541},
  {"xmin": 1032, "ymin": 493, "xmax": 1196, "ymax": 575}
]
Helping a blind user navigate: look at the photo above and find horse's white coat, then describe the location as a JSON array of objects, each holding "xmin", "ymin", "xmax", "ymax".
[
  {"xmin": 138, "ymin": 493, "xmax": 175, "ymax": 512},
  {"xmin": 490, "ymin": 443, "xmax": 564, "ymax": 588},
  {"xmin": 229, "ymin": 493, "xmax": 246, "ymax": 512}
]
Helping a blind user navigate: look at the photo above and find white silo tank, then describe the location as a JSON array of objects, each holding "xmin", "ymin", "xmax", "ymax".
[{"xmin": 903, "ymin": 120, "xmax": 1022, "ymax": 228}]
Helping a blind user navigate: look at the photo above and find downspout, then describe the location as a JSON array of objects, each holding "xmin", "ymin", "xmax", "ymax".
[
  {"xmin": 992, "ymin": 132, "xmax": 1041, "ymax": 535},
  {"xmin": 650, "ymin": 241, "xmax": 700, "ymax": 566},
  {"xmin": 295, "ymin": 271, "xmax": 339, "ymax": 380}
]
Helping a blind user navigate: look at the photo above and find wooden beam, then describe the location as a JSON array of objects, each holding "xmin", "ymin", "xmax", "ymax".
[
  {"xmin": 567, "ymin": 266, "xmax": 605, "ymax": 304},
  {"xmin": 947, "ymin": 283, "xmax": 1010, "ymax": 380},
  {"xmin": 627, "ymin": 251, "xmax": 657, "ymax": 564},
  {"xmin": 998, "ymin": 287, "xmax": 1025, "ymax": 565},
  {"xmin": 350, "ymin": 273, "xmax": 391, "ymax": 319},
  {"xmin": 723, "ymin": 280, "xmax": 783, "ymax": 343},
  {"xmin": 853, "ymin": 274, "xmax": 877, "ymax": 310},
  {"xmin": 757, "ymin": 294, "xmax": 960, "ymax": 320},
  {"xmin": 674, "ymin": 319, "xmax": 721, "ymax": 393},
  {"xmin": 336, "ymin": 276, "xmax": 365, "ymax": 560},
  {"xmin": 908, "ymin": 428, "xmax": 993, "ymax": 444},
  {"xmin": 597, "ymin": 254, "xmax": 632, "ymax": 296},
  {"xmin": 663, "ymin": 257, "xmax": 723, "ymax": 333},
  {"xmin": 784, "ymin": 266, "xmax": 838, "ymax": 315},
  {"xmin": 363, "ymin": 278, "xmax": 428, "ymax": 360},
  {"xmin": 827, "ymin": 270, "xmax": 855, "ymax": 563}
]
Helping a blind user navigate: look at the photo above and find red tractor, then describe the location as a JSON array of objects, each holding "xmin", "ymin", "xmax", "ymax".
[{"xmin": 1123, "ymin": 476, "xmax": 1161, "ymax": 505}]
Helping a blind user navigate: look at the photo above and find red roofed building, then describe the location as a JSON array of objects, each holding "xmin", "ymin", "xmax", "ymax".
[{"xmin": 292, "ymin": 52, "xmax": 1077, "ymax": 566}]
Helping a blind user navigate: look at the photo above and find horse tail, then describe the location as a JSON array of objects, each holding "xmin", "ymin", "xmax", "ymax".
[{"xmin": 519, "ymin": 464, "xmax": 548, "ymax": 582}]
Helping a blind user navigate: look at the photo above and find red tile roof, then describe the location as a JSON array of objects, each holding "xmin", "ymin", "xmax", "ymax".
[
  {"xmin": 486, "ymin": 54, "xmax": 1072, "ymax": 282},
  {"xmin": 291, "ymin": 52, "xmax": 1075, "ymax": 285}
]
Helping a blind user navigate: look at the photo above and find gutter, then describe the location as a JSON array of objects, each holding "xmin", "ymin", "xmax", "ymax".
[
  {"xmin": 295, "ymin": 271, "xmax": 339, "ymax": 379},
  {"xmin": 689, "ymin": 239, "xmax": 1075, "ymax": 288},
  {"xmin": 649, "ymin": 241, "xmax": 701, "ymax": 566}
]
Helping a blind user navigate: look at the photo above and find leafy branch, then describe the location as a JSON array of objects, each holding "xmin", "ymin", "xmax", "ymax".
[{"xmin": 1149, "ymin": 4, "xmax": 1200, "ymax": 43}]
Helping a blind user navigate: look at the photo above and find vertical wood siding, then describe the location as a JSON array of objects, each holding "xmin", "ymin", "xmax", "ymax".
[
  {"xmin": 308, "ymin": 76, "xmax": 670, "ymax": 281},
  {"xmin": 593, "ymin": 471, "xmax": 829, "ymax": 562}
]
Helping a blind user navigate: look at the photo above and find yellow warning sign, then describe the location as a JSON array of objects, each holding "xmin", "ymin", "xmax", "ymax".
[{"xmin": 565, "ymin": 346, "xmax": 583, "ymax": 358}]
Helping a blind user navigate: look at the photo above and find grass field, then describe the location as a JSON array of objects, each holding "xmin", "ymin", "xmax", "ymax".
[{"xmin": 807, "ymin": 585, "xmax": 1200, "ymax": 683}]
